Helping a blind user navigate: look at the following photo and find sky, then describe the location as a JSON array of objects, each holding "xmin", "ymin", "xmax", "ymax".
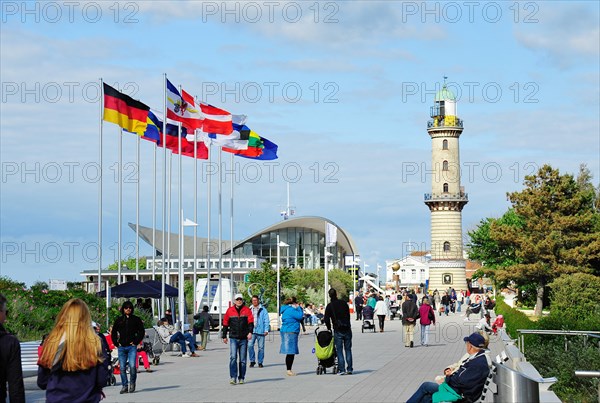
[{"xmin": 1, "ymin": 1, "xmax": 599, "ymax": 285}]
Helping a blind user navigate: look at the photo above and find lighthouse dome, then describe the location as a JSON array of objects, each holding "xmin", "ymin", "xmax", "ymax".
[{"xmin": 434, "ymin": 86, "xmax": 456, "ymax": 102}]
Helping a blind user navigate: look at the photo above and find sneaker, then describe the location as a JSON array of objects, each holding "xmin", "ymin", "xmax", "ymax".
[
  {"xmin": 182, "ymin": 352, "xmax": 191, "ymax": 358},
  {"xmin": 230, "ymin": 378, "xmax": 237, "ymax": 385},
  {"xmin": 238, "ymin": 379, "xmax": 245, "ymax": 384},
  {"xmin": 286, "ymin": 370, "xmax": 296, "ymax": 376},
  {"xmin": 338, "ymin": 371, "xmax": 347, "ymax": 376},
  {"xmin": 190, "ymin": 353, "xmax": 199, "ymax": 357},
  {"xmin": 249, "ymin": 362, "xmax": 255, "ymax": 368},
  {"xmin": 120, "ymin": 386, "xmax": 129, "ymax": 394},
  {"xmin": 258, "ymin": 363, "xmax": 264, "ymax": 368}
]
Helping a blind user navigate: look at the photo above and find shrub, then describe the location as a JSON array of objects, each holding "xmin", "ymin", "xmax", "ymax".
[
  {"xmin": 494, "ymin": 295, "xmax": 537, "ymax": 339},
  {"xmin": 547, "ymin": 273, "xmax": 600, "ymax": 325}
]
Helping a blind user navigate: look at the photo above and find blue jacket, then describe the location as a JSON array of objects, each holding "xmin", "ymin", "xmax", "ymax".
[
  {"xmin": 251, "ymin": 304, "xmax": 271, "ymax": 334},
  {"xmin": 446, "ymin": 349, "xmax": 490, "ymax": 401},
  {"xmin": 280, "ymin": 305, "xmax": 304, "ymax": 333}
]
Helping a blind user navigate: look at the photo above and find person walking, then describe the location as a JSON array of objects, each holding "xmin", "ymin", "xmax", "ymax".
[
  {"xmin": 111, "ymin": 300, "xmax": 146, "ymax": 394},
  {"xmin": 418, "ymin": 297, "xmax": 435, "ymax": 346},
  {"xmin": 193, "ymin": 305, "xmax": 212, "ymax": 350},
  {"xmin": 433, "ymin": 290, "xmax": 441, "ymax": 312},
  {"xmin": 0, "ymin": 293, "xmax": 25, "ymax": 403},
  {"xmin": 441, "ymin": 292, "xmax": 450, "ymax": 316},
  {"xmin": 37, "ymin": 298, "xmax": 108, "ymax": 402},
  {"xmin": 374, "ymin": 296, "xmax": 390, "ymax": 332},
  {"xmin": 248, "ymin": 295, "xmax": 270, "ymax": 368},
  {"xmin": 402, "ymin": 293, "xmax": 419, "ymax": 348},
  {"xmin": 456, "ymin": 290, "xmax": 465, "ymax": 313},
  {"xmin": 222, "ymin": 293, "xmax": 254, "ymax": 385},
  {"xmin": 279, "ymin": 296, "xmax": 304, "ymax": 376},
  {"xmin": 354, "ymin": 293, "xmax": 364, "ymax": 321},
  {"xmin": 324, "ymin": 288, "xmax": 353, "ymax": 375}
]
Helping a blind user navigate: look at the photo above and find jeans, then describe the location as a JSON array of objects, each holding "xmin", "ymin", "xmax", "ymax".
[
  {"xmin": 406, "ymin": 381, "xmax": 439, "ymax": 403},
  {"xmin": 229, "ymin": 338, "xmax": 248, "ymax": 380},
  {"xmin": 200, "ymin": 330, "xmax": 209, "ymax": 349},
  {"xmin": 248, "ymin": 333, "xmax": 265, "ymax": 364},
  {"xmin": 117, "ymin": 345, "xmax": 137, "ymax": 387},
  {"xmin": 420, "ymin": 324, "xmax": 430, "ymax": 345},
  {"xmin": 170, "ymin": 331, "xmax": 196, "ymax": 353},
  {"xmin": 457, "ymin": 301, "xmax": 462, "ymax": 312},
  {"xmin": 333, "ymin": 330, "xmax": 353, "ymax": 373}
]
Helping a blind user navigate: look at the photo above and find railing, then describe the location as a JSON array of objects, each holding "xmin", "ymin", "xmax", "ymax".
[
  {"xmin": 575, "ymin": 371, "xmax": 600, "ymax": 402},
  {"xmin": 516, "ymin": 329, "xmax": 600, "ymax": 354},
  {"xmin": 424, "ymin": 192, "xmax": 468, "ymax": 201},
  {"xmin": 427, "ymin": 116, "xmax": 463, "ymax": 129}
]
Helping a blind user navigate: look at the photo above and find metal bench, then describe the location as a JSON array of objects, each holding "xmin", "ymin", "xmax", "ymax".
[{"xmin": 20, "ymin": 341, "xmax": 40, "ymax": 378}]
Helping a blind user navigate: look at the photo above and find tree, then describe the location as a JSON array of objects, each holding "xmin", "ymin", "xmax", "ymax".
[
  {"xmin": 493, "ymin": 164, "xmax": 600, "ymax": 316},
  {"xmin": 107, "ymin": 257, "xmax": 147, "ymax": 271}
]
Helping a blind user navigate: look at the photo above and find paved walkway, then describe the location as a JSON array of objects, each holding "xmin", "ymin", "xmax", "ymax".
[{"xmin": 24, "ymin": 311, "xmax": 502, "ymax": 402}]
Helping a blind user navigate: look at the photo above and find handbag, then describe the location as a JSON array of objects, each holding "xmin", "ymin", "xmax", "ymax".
[{"xmin": 428, "ymin": 308, "xmax": 435, "ymax": 321}]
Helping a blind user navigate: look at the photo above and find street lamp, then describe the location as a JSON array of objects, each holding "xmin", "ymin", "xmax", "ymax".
[
  {"xmin": 276, "ymin": 235, "xmax": 289, "ymax": 330},
  {"xmin": 179, "ymin": 210, "xmax": 197, "ymax": 329}
]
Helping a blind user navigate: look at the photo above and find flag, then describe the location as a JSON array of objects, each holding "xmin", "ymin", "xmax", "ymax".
[
  {"xmin": 147, "ymin": 108, "xmax": 208, "ymax": 159},
  {"xmin": 326, "ymin": 223, "xmax": 337, "ymax": 247},
  {"xmin": 166, "ymin": 79, "xmax": 203, "ymax": 131},
  {"xmin": 187, "ymin": 116, "xmax": 249, "ymax": 150},
  {"xmin": 236, "ymin": 136, "xmax": 278, "ymax": 161},
  {"xmin": 139, "ymin": 111, "xmax": 161, "ymax": 144},
  {"xmin": 103, "ymin": 83, "xmax": 149, "ymax": 134},
  {"xmin": 222, "ymin": 125, "xmax": 263, "ymax": 156},
  {"xmin": 198, "ymin": 101, "xmax": 233, "ymax": 134}
]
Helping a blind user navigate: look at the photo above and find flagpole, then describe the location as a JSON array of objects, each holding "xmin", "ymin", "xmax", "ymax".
[
  {"xmin": 324, "ymin": 243, "xmax": 328, "ymax": 304},
  {"xmin": 161, "ymin": 74, "xmax": 167, "ymax": 315},
  {"xmin": 229, "ymin": 152, "xmax": 234, "ymax": 303},
  {"xmin": 206, "ymin": 142, "xmax": 212, "ymax": 312},
  {"xmin": 136, "ymin": 133, "xmax": 140, "ymax": 280},
  {"xmin": 193, "ymin": 129, "xmax": 198, "ymax": 313},
  {"xmin": 177, "ymin": 118, "xmax": 183, "ymax": 328},
  {"xmin": 152, "ymin": 142, "xmax": 157, "ymax": 280},
  {"xmin": 167, "ymin": 151, "xmax": 172, "ymax": 286},
  {"xmin": 118, "ymin": 103, "xmax": 123, "ymax": 284},
  {"xmin": 218, "ymin": 146, "xmax": 223, "ymax": 330},
  {"xmin": 98, "ymin": 78, "xmax": 103, "ymax": 294}
]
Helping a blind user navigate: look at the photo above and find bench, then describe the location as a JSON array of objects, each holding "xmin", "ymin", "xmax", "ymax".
[
  {"xmin": 20, "ymin": 341, "xmax": 40, "ymax": 378},
  {"xmin": 515, "ymin": 361, "xmax": 558, "ymax": 391},
  {"xmin": 499, "ymin": 328, "xmax": 514, "ymax": 344}
]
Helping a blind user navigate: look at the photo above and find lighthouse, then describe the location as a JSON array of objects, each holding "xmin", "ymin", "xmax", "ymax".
[{"xmin": 424, "ymin": 81, "xmax": 468, "ymax": 292}]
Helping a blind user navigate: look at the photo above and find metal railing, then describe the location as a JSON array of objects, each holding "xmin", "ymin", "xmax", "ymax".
[
  {"xmin": 424, "ymin": 192, "xmax": 468, "ymax": 202},
  {"xmin": 575, "ymin": 371, "xmax": 600, "ymax": 403},
  {"xmin": 516, "ymin": 329, "xmax": 600, "ymax": 354}
]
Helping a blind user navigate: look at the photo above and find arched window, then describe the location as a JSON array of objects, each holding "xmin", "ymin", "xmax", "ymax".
[
  {"xmin": 442, "ymin": 160, "xmax": 449, "ymax": 171},
  {"xmin": 443, "ymin": 241, "xmax": 450, "ymax": 252},
  {"xmin": 443, "ymin": 183, "xmax": 449, "ymax": 193},
  {"xmin": 442, "ymin": 139, "xmax": 448, "ymax": 150}
]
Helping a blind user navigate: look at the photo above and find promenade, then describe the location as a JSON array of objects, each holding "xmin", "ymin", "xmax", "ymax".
[{"xmin": 24, "ymin": 311, "xmax": 502, "ymax": 402}]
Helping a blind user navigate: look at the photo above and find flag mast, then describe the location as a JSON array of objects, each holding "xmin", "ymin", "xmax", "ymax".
[
  {"xmin": 136, "ymin": 133, "xmax": 140, "ymax": 280},
  {"xmin": 161, "ymin": 74, "xmax": 168, "ymax": 315},
  {"xmin": 177, "ymin": 84, "xmax": 184, "ymax": 328},
  {"xmin": 98, "ymin": 78, "xmax": 103, "ymax": 294},
  {"xmin": 117, "ymin": 84, "xmax": 123, "ymax": 285},
  {"xmin": 230, "ymin": 152, "xmax": 234, "ymax": 303},
  {"xmin": 218, "ymin": 146, "xmax": 223, "ymax": 330},
  {"xmin": 193, "ymin": 120, "xmax": 198, "ymax": 314}
]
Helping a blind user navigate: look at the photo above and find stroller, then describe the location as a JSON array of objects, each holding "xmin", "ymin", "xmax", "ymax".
[
  {"xmin": 314, "ymin": 327, "xmax": 338, "ymax": 375},
  {"xmin": 361, "ymin": 305, "xmax": 376, "ymax": 333}
]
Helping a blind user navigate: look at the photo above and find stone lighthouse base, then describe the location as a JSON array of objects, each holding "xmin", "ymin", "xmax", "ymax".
[{"xmin": 427, "ymin": 260, "xmax": 467, "ymax": 293}]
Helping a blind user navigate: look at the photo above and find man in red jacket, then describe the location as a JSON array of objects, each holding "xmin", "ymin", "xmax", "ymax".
[{"xmin": 222, "ymin": 294, "xmax": 254, "ymax": 385}]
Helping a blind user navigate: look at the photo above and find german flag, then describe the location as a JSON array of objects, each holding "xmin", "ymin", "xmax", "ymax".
[{"xmin": 103, "ymin": 83, "xmax": 150, "ymax": 135}]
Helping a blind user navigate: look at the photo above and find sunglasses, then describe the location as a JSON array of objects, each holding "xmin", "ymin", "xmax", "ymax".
[
  {"xmin": 235, "ymin": 298, "xmax": 243, "ymax": 301},
  {"xmin": 124, "ymin": 307, "xmax": 132, "ymax": 310}
]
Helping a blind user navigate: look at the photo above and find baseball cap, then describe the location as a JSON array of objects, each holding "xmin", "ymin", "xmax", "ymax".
[
  {"xmin": 91, "ymin": 321, "xmax": 99, "ymax": 329},
  {"xmin": 234, "ymin": 293, "xmax": 244, "ymax": 300},
  {"xmin": 463, "ymin": 332, "xmax": 486, "ymax": 348}
]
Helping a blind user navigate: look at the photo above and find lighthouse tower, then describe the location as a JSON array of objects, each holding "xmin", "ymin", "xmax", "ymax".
[{"xmin": 424, "ymin": 82, "xmax": 468, "ymax": 292}]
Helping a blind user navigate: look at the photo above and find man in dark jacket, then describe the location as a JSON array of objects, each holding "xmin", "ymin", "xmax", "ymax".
[
  {"xmin": 111, "ymin": 300, "xmax": 145, "ymax": 394},
  {"xmin": 324, "ymin": 288, "xmax": 353, "ymax": 375},
  {"xmin": 354, "ymin": 293, "xmax": 364, "ymax": 321},
  {"xmin": 402, "ymin": 293, "xmax": 419, "ymax": 348},
  {"xmin": 0, "ymin": 293, "xmax": 25, "ymax": 403},
  {"xmin": 222, "ymin": 293, "xmax": 254, "ymax": 385},
  {"xmin": 406, "ymin": 332, "xmax": 490, "ymax": 403}
]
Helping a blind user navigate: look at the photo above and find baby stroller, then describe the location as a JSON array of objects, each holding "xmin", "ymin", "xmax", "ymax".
[
  {"xmin": 361, "ymin": 305, "xmax": 376, "ymax": 333},
  {"xmin": 314, "ymin": 327, "xmax": 338, "ymax": 375}
]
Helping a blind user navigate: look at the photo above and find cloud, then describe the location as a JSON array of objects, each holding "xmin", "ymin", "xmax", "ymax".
[{"xmin": 514, "ymin": 3, "xmax": 599, "ymax": 68}]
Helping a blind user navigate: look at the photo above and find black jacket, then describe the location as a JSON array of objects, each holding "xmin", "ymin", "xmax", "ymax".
[
  {"xmin": 324, "ymin": 298, "xmax": 351, "ymax": 332},
  {"xmin": 401, "ymin": 300, "xmax": 419, "ymax": 325},
  {"xmin": 222, "ymin": 304, "xmax": 254, "ymax": 340},
  {"xmin": 0, "ymin": 324, "xmax": 25, "ymax": 403},
  {"xmin": 111, "ymin": 314, "xmax": 145, "ymax": 347}
]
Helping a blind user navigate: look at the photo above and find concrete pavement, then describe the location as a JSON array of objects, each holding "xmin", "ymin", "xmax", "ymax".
[{"xmin": 24, "ymin": 311, "xmax": 501, "ymax": 402}]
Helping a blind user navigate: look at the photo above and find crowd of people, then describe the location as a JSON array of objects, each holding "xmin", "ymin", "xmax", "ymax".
[{"xmin": 1, "ymin": 286, "xmax": 499, "ymax": 401}]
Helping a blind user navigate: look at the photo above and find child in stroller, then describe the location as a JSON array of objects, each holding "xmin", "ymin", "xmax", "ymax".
[
  {"xmin": 314, "ymin": 327, "xmax": 338, "ymax": 375},
  {"xmin": 361, "ymin": 305, "xmax": 376, "ymax": 333}
]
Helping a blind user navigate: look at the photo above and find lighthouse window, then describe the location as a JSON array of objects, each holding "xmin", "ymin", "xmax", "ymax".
[
  {"xmin": 443, "ymin": 183, "xmax": 449, "ymax": 193},
  {"xmin": 443, "ymin": 241, "xmax": 450, "ymax": 252},
  {"xmin": 442, "ymin": 160, "xmax": 449, "ymax": 171},
  {"xmin": 442, "ymin": 139, "xmax": 448, "ymax": 150}
]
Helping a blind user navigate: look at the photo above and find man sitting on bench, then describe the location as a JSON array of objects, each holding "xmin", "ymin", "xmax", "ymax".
[
  {"xmin": 156, "ymin": 320, "xmax": 198, "ymax": 357},
  {"xmin": 406, "ymin": 332, "xmax": 490, "ymax": 403}
]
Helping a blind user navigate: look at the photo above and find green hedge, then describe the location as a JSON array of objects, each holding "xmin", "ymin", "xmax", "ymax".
[{"xmin": 494, "ymin": 295, "xmax": 537, "ymax": 338}]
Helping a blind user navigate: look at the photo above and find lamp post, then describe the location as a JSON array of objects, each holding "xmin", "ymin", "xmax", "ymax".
[
  {"xmin": 276, "ymin": 235, "xmax": 289, "ymax": 330},
  {"xmin": 179, "ymin": 209, "xmax": 197, "ymax": 329}
]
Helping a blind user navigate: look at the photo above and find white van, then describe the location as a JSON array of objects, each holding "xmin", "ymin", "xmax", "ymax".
[{"xmin": 195, "ymin": 278, "xmax": 233, "ymax": 328}]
